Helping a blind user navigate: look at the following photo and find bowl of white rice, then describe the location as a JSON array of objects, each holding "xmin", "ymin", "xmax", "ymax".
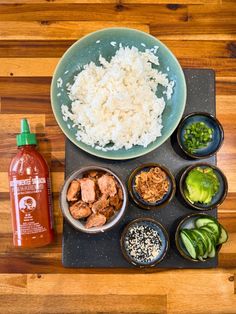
[{"xmin": 51, "ymin": 27, "xmax": 186, "ymax": 160}]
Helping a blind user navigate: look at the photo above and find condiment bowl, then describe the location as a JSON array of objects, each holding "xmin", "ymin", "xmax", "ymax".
[
  {"xmin": 175, "ymin": 213, "xmax": 222, "ymax": 262},
  {"xmin": 179, "ymin": 163, "xmax": 228, "ymax": 211},
  {"xmin": 120, "ymin": 218, "xmax": 169, "ymax": 267},
  {"xmin": 176, "ymin": 112, "xmax": 224, "ymax": 159},
  {"xmin": 128, "ymin": 163, "xmax": 176, "ymax": 210},
  {"xmin": 60, "ymin": 166, "xmax": 128, "ymax": 234}
]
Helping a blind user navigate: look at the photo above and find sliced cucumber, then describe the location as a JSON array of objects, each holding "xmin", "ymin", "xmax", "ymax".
[
  {"xmin": 218, "ymin": 225, "xmax": 228, "ymax": 244},
  {"xmin": 208, "ymin": 244, "xmax": 216, "ymax": 258},
  {"xmin": 198, "ymin": 256, "xmax": 205, "ymax": 262},
  {"xmin": 195, "ymin": 217, "xmax": 217, "ymax": 229},
  {"xmin": 180, "ymin": 230, "xmax": 198, "ymax": 259},
  {"xmin": 206, "ymin": 222, "xmax": 221, "ymax": 242},
  {"xmin": 190, "ymin": 230, "xmax": 207, "ymax": 257},
  {"xmin": 200, "ymin": 226, "xmax": 218, "ymax": 245},
  {"xmin": 178, "ymin": 218, "xmax": 228, "ymax": 262},
  {"xmin": 198, "ymin": 228, "xmax": 216, "ymax": 258},
  {"xmin": 193, "ymin": 229, "xmax": 209, "ymax": 252},
  {"xmin": 199, "ymin": 229, "xmax": 213, "ymax": 254}
]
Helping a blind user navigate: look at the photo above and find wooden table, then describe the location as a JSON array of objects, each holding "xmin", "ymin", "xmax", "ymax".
[{"xmin": 0, "ymin": 0, "xmax": 235, "ymax": 313}]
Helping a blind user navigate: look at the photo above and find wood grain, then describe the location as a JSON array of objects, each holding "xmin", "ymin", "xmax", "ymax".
[
  {"xmin": 0, "ymin": 40, "xmax": 75, "ymax": 58},
  {"xmin": 0, "ymin": 0, "xmax": 235, "ymax": 313},
  {"xmin": 0, "ymin": 96, "xmax": 52, "ymax": 113},
  {"xmin": 123, "ymin": 0, "xmax": 221, "ymax": 3},
  {"xmin": 0, "ymin": 0, "xmax": 221, "ymax": 3},
  {"xmin": 0, "ymin": 21, "xmax": 149, "ymax": 40},
  {"xmin": 1, "ymin": 39, "xmax": 234, "ymax": 58},
  {"xmin": 0, "ymin": 58, "xmax": 58, "ymax": 77},
  {"xmin": 168, "ymin": 294, "xmax": 236, "ymax": 314},
  {"xmin": 22, "ymin": 271, "xmax": 236, "ymax": 295},
  {"xmin": 151, "ymin": 2, "xmax": 236, "ymax": 40},
  {"xmin": 1, "ymin": 47, "xmax": 235, "ymax": 77},
  {"xmin": 0, "ymin": 114, "xmax": 45, "ymax": 131},
  {"xmin": 0, "ymin": 294, "xmax": 167, "ymax": 314},
  {"xmin": 0, "ymin": 4, "xmax": 187, "ymax": 22}
]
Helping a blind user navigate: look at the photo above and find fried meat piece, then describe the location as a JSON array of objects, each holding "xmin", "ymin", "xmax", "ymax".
[
  {"xmin": 97, "ymin": 174, "xmax": 117, "ymax": 197},
  {"xmin": 69, "ymin": 201, "xmax": 91, "ymax": 219},
  {"xmin": 91, "ymin": 196, "xmax": 109, "ymax": 213},
  {"xmin": 85, "ymin": 213, "xmax": 106, "ymax": 229},
  {"xmin": 109, "ymin": 194, "xmax": 122, "ymax": 211},
  {"xmin": 88, "ymin": 171, "xmax": 98, "ymax": 178},
  {"xmin": 98, "ymin": 206, "xmax": 114, "ymax": 220},
  {"xmin": 66, "ymin": 180, "xmax": 80, "ymax": 202},
  {"xmin": 80, "ymin": 178, "xmax": 96, "ymax": 203}
]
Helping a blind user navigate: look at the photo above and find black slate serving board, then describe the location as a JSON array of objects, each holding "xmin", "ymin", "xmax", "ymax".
[{"xmin": 62, "ymin": 69, "xmax": 217, "ymax": 268}]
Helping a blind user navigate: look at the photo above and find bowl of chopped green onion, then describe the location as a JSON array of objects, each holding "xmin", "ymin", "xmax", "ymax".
[{"xmin": 176, "ymin": 112, "xmax": 224, "ymax": 159}]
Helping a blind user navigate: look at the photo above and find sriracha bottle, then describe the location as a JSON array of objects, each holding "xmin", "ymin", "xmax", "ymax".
[{"xmin": 8, "ymin": 119, "xmax": 54, "ymax": 247}]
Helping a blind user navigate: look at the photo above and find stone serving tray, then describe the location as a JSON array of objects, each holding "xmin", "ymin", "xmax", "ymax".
[{"xmin": 62, "ymin": 69, "xmax": 217, "ymax": 268}]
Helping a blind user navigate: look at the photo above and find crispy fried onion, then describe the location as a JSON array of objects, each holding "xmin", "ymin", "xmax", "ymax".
[{"xmin": 135, "ymin": 167, "xmax": 169, "ymax": 203}]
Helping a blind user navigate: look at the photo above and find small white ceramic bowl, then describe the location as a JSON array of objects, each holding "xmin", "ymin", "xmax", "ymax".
[{"xmin": 60, "ymin": 166, "xmax": 128, "ymax": 234}]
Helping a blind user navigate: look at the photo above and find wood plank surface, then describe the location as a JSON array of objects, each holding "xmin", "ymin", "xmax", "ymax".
[
  {"xmin": 0, "ymin": 0, "xmax": 222, "ymax": 3},
  {"xmin": 0, "ymin": 54, "xmax": 235, "ymax": 77},
  {"xmin": 0, "ymin": 0, "xmax": 235, "ymax": 313},
  {"xmin": 0, "ymin": 4, "xmax": 187, "ymax": 22},
  {"xmin": 0, "ymin": 21, "xmax": 149, "ymax": 40},
  {"xmin": 1, "ymin": 39, "xmax": 235, "ymax": 58},
  {"xmin": 0, "ymin": 295, "xmax": 167, "ymax": 314}
]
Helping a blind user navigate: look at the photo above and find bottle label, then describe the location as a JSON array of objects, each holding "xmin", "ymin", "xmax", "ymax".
[
  {"xmin": 9, "ymin": 176, "xmax": 53, "ymax": 245},
  {"xmin": 19, "ymin": 196, "xmax": 36, "ymax": 213},
  {"xmin": 10, "ymin": 177, "xmax": 46, "ymax": 194},
  {"xmin": 46, "ymin": 177, "xmax": 54, "ymax": 230}
]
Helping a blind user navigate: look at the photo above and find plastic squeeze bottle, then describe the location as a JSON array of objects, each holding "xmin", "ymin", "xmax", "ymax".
[{"xmin": 8, "ymin": 119, "xmax": 54, "ymax": 247}]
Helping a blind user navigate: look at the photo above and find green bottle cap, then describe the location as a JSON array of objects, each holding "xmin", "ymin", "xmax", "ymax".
[{"xmin": 16, "ymin": 118, "xmax": 37, "ymax": 146}]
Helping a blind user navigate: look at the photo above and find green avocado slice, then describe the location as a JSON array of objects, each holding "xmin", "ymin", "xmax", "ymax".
[{"xmin": 184, "ymin": 167, "xmax": 220, "ymax": 205}]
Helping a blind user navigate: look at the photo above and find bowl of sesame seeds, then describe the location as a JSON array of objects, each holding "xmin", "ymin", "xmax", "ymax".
[{"xmin": 120, "ymin": 218, "xmax": 169, "ymax": 267}]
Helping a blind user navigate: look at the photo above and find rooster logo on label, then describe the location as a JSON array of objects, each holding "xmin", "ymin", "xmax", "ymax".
[{"xmin": 19, "ymin": 196, "xmax": 36, "ymax": 213}]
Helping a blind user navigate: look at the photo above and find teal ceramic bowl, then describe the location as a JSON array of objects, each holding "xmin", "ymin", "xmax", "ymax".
[{"xmin": 51, "ymin": 27, "xmax": 187, "ymax": 160}]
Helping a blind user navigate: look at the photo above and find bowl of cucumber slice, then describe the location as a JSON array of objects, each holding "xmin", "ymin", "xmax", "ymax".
[{"xmin": 175, "ymin": 213, "xmax": 228, "ymax": 262}]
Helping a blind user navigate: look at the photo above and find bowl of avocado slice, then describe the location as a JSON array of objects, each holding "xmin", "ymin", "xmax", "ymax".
[{"xmin": 179, "ymin": 163, "xmax": 228, "ymax": 210}]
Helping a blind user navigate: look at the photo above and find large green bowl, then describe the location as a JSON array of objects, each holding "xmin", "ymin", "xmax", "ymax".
[{"xmin": 51, "ymin": 27, "xmax": 186, "ymax": 160}]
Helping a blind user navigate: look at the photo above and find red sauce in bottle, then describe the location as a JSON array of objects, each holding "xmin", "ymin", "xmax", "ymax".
[{"xmin": 8, "ymin": 119, "xmax": 54, "ymax": 247}]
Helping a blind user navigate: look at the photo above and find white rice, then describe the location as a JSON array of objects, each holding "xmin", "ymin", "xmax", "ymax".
[
  {"xmin": 61, "ymin": 45, "xmax": 174, "ymax": 151},
  {"xmin": 57, "ymin": 77, "xmax": 63, "ymax": 88}
]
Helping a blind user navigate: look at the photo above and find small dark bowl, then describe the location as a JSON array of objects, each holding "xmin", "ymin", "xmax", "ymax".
[
  {"xmin": 128, "ymin": 163, "xmax": 176, "ymax": 210},
  {"xmin": 179, "ymin": 163, "xmax": 228, "ymax": 211},
  {"xmin": 175, "ymin": 213, "xmax": 222, "ymax": 262},
  {"xmin": 120, "ymin": 218, "xmax": 169, "ymax": 267},
  {"xmin": 177, "ymin": 112, "xmax": 224, "ymax": 159}
]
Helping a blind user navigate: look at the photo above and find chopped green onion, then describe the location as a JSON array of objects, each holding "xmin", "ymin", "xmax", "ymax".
[{"xmin": 183, "ymin": 121, "xmax": 214, "ymax": 154}]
